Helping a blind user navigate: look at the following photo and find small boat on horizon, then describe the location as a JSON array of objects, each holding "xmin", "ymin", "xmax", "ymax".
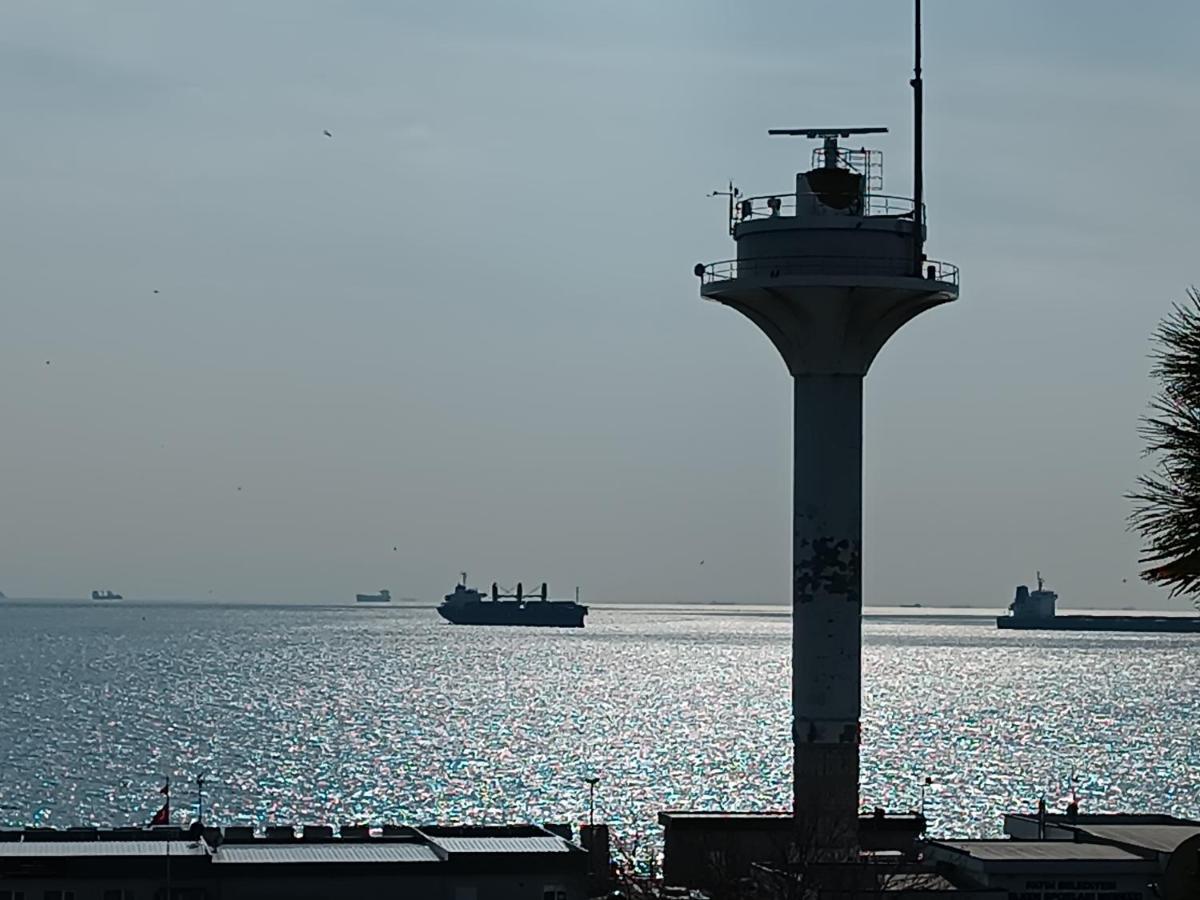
[
  {"xmin": 356, "ymin": 589, "xmax": 391, "ymax": 604},
  {"xmin": 91, "ymin": 590, "xmax": 123, "ymax": 601}
]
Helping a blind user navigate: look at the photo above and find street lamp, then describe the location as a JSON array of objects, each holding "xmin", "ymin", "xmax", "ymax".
[{"xmin": 584, "ymin": 776, "xmax": 599, "ymax": 828}]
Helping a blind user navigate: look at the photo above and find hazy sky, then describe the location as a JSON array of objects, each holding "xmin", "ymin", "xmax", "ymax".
[{"xmin": 3, "ymin": 1, "xmax": 1199, "ymax": 608}]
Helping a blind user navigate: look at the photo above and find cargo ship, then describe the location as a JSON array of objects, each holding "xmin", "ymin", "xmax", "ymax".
[
  {"xmin": 355, "ymin": 590, "xmax": 391, "ymax": 604},
  {"xmin": 996, "ymin": 573, "xmax": 1200, "ymax": 633},
  {"xmin": 91, "ymin": 590, "xmax": 123, "ymax": 601},
  {"xmin": 437, "ymin": 574, "xmax": 587, "ymax": 628}
]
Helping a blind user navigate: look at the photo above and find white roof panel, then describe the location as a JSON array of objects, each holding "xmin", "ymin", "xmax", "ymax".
[
  {"xmin": 0, "ymin": 841, "xmax": 204, "ymax": 858},
  {"xmin": 214, "ymin": 843, "xmax": 440, "ymax": 864},
  {"xmin": 432, "ymin": 836, "xmax": 569, "ymax": 854}
]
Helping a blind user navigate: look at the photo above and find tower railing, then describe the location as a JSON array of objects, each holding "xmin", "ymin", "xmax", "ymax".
[
  {"xmin": 698, "ymin": 256, "xmax": 959, "ymax": 287},
  {"xmin": 730, "ymin": 193, "xmax": 922, "ymax": 233}
]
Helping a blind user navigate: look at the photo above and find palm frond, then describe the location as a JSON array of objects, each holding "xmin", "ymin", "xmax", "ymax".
[{"xmin": 1129, "ymin": 288, "xmax": 1200, "ymax": 598}]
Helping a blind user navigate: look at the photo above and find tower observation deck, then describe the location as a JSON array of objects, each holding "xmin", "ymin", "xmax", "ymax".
[{"xmin": 693, "ymin": 126, "xmax": 958, "ymax": 849}]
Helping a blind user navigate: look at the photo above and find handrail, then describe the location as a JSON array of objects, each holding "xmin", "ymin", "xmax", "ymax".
[
  {"xmin": 696, "ymin": 256, "xmax": 959, "ymax": 287},
  {"xmin": 730, "ymin": 192, "xmax": 924, "ymax": 234}
]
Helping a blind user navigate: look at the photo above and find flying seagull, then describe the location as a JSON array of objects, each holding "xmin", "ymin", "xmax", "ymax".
[{"xmin": 323, "ymin": 130, "xmax": 332, "ymax": 138}]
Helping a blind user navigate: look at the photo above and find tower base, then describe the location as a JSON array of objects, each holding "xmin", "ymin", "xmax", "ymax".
[{"xmin": 794, "ymin": 741, "xmax": 859, "ymax": 856}]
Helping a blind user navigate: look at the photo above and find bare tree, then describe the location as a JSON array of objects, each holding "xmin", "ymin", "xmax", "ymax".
[
  {"xmin": 1130, "ymin": 288, "xmax": 1200, "ymax": 597},
  {"xmin": 633, "ymin": 811, "xmax": 937, "ymax": 900},
  {"xmin": 609, "ymin": 827, "xmax": 662, "ymax": 898}
]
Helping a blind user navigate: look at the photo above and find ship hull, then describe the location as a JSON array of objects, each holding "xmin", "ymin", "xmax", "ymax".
[
  {"xmin": 438, "ymin": 602, "xmax": 587, "ymax": 628},
  {"xmin": 997, "ymin": 615, "xmax": 1200, "ymax": 633}
]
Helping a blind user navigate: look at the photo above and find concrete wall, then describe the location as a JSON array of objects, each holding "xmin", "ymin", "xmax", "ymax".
[
  {"xmin": 734, "ymin": 216, "xmax": 919, "ymax": 278},
  {"xmin": 215, "ymin": 871, "xmax": 585, "ymax": 900},
  {"xmin": 972, "ymin": 872, "xmax": 1149, "ymax": 900},
  {"xmin": 0, "ymin": 869, "xmax": 587, "ymax": 900}
]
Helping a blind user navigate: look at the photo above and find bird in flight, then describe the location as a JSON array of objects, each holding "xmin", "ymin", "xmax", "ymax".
[{"xmin": 323, "ymin": 130, "xmax": 332, "ymax": 138}]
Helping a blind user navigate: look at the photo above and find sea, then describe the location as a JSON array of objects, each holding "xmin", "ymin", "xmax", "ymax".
[{"xmin": 1, "ymin": 601, "xmax": 1198, "ymax": 849}]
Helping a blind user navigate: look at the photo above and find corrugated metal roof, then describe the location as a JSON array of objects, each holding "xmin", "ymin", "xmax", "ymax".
[
  {"xmin": 214, "ymin": 843, "xmax": 440, "ymax": 865},
  {"xmin": 937, "ymin": 841, "xmax": 1147, "ymax": 862},
  {"xmin": 0, "ymin": 841, "xmax": 204, "ymax": 858},
  {"xmin": 432, "ymin": 836, "xmax": 569, "ymax": 854},
  {"xmin": 1078, "ymin": 825, "xmax": 1200, "ymax": 854}
]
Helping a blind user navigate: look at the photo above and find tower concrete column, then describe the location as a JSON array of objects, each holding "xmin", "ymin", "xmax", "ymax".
[{"xmin": 792, "ymin": 373, "xmax": 862, "ymax": 845}]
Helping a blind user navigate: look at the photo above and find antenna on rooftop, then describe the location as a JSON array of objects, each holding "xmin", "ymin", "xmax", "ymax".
[
  {"xmin": 768, "ymin": 127, "xmax": 888, "ymax": 170},
  {"xmin": 912, "ymin": 0, "xmax": 925, "ymax": 276}
]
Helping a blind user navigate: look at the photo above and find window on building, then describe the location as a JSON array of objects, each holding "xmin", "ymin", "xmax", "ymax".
[
  {"xmin": 43, "ymin": 893, "xmax": 73, "ymax": 900},
  {"xmin": 1, "ymin": 891, "xmax": 27, "ymax": 900},
  {"xmin": 103, "ymin": 891, "xmax": 134, "ymax": 900},
  {"xmin": 541, "ymin": 888, "xmax": 568, "ymax": 900}
]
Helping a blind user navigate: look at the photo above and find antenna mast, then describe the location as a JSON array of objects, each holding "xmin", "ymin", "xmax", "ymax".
[{"xmin": 911, "ymin": 0, "xmax": 924, "ymax": 276}]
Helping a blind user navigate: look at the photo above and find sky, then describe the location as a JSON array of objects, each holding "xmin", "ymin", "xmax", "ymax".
[{"xmin": 2, "ymin": 1, "xmax": 1199, "ymax": 608}]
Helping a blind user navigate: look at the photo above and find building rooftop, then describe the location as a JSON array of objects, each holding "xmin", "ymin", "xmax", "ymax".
[
  {"xmin": 419, "ymin": 824, "xmax": 573, "ymax": 855},
  {"xmin": 932, "ymin": 840, "xmax": 1149, "ymax": 863},
  {"xmin": 1006, "ymin": 812, "xmax": 1200, "ymax": 827},
  {"xmin": 213, "ymin": 843, "xmax": 441, "ymax": 865},
  {"xmin": 659, "ymin": 810, "xmax": 923, "ymax": 827},
  {"xmin": 1075, "ymin": 824, "xmax": 1200, "ymax": 854},
  {"xmin": 0, "ymin": 823, "xmax": 583, "ymax": 864},
  {"xmin": 431, "ymin": 835, "xmax": 570, "ymax": 854},
  {"xmin": 0, "ymin": 840, "xmax": 206, "ymax": 858}
]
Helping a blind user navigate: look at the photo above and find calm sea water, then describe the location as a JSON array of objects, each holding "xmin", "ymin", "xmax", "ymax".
[{"xmin": 1, "ymin": 602, "xmax": 1198, "ymax": 846}]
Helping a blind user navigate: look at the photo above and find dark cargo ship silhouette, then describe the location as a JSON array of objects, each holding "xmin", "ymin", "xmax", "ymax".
[
  {"xmin": 355, "ymin": 589, "xmax": 391, "ymax": 604},
  {"xmin": 438, "ymin": 574, "xmax": 587, "ymax": 628},
  {"xmin": 997, "ymin": 573, "xmax": 1200, "ymax": 633}
]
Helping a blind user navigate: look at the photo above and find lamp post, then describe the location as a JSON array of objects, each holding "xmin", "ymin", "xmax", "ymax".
[
  {"xmin": 584, "ymin": 776, "xmax": 599, "ymax": 828},
  {"xmin": 196, "ymin": 773, "xmax": 206, "ymax": 825}
]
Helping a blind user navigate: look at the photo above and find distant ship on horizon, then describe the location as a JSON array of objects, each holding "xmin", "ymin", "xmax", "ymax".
[
  {"xmin": 91, "ymin": 590, "xmax": 123, "ymax": 601},
  {"xmin": 438, "ymin": 574, "xmax": 587, "ymax": 628},
  {"xmin": 355, "ymin": 589, "xmax": 391, "ymax": 604},
  {"xmin": 997, "ymin": 573, "xmax": 1200, "ymax": 633}
]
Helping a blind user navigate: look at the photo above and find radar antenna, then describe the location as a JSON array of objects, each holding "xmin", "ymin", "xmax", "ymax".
[{"xmin": 768, "ymin": 127, "xmax": 887, "ymax": 171}]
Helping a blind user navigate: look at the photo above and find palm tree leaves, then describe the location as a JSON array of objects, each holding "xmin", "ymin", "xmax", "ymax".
[{"xmin": 1130, "ymin": 288, "xmax": 1200, "ymax": 597}]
